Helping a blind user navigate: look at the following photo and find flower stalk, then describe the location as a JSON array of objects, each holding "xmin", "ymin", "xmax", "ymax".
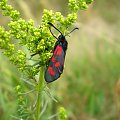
[{"xmin": 35, "ymin": 66, "xmax": 44, "ymax": 120}]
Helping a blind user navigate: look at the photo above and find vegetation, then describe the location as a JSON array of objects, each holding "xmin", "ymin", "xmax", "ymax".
[
  {"xmin": 0, "ymin": 0, "xmax": 93, "ymax": 120},
  {"xmin": 1, "ymin": 0, "xmax": 120, "ymax": 120}
]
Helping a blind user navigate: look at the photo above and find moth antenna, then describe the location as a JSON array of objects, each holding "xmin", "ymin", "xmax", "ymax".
[
  {"xmin": 65, "ymin": 27, "xmax": 79, "ymax": 36},
  {"xmin": 48, "ymin": 22, "xmax": 63, "ymax": 35},
  {"xmin": 49, "ymin": 27, "xmax": 58, "ymax": 40}
]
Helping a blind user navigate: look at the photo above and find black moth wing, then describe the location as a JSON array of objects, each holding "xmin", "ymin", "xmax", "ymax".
[{"xmin": 45, "ymin": 44, "xmax": 66, "ymax": 83}]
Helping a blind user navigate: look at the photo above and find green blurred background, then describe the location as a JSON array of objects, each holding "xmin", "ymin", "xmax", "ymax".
[{"xmin": 1, "ymin": 0, "xmax": 120, "ymax": 120}]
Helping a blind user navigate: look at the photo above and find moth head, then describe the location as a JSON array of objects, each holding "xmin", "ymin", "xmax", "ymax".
[{"xmin": 58, "ymin": 34, "xmax": 65, "ymax": 40}]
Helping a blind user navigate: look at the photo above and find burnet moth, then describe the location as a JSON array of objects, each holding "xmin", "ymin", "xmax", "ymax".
[{"xmin": 45, "ymin": 22, "xmax": 78, "ymax": 83}]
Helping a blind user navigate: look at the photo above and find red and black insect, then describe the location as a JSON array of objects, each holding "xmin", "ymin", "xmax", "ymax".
[{"xmin": 45, "ymin": 22, "xmax": 78, "ymax": 83}]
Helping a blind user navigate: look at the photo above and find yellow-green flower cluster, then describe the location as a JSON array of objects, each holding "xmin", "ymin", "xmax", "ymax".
[
  {"xmin": 55, "ymin": 12, "xmax": 65, "ymax": 24},
  {"xmin": 10, "ymin": 50, "xmax": 26, "ymax": 71},
  {"xmin": 27, "ymin": 66, "xmax": 40, "ymax": 78},
  {"xmin": 0, "ymin": 0, "xmax": 20, "ymax": 20},
  {"xmin": 0, "ymin": 26, "xmax": 11, "ymax": 50},
  {"xmin": 0, "ymin": 0, "xmax": 93, "ymax": 79},
  {"xmin": 41, "ymin": 9, "xmax": 54, "ymax": 26},
  {"xmin": 58, "ymin": 107, "xmax": 67, "ymax": 120},
  {"xmin": 68, "ymin": 0, "xmax": 79, "ymax": 12},
  {"xmin": 0, "ymin": 26, "xmax": 26, "ymax": 70},
  {"xmin": 64, "ymin": 13, "xmax": 77, "ymax": 27},
  {"xmin": 68, "ymin": 0, "xmax": 93, "ymax": 12}
]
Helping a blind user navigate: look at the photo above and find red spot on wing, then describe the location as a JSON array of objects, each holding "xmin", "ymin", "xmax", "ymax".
[
  {"xmin": 48, "ymin": 67, "xmax": 55, "ymax": 76},
  {"xmin": 54, "ymin": 46, "xmax": 62, "ymax": 55},
  {"xmin": 55, "ymin": 62, "xmax": 60, "ymax": 67},
  {"xmin": 51, "ymin": 56, "xmax": 55, "ymax": 62}
]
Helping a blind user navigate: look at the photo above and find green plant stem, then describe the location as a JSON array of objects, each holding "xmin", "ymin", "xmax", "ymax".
[{"xmin": 35, "ymin": 66, "xmax": 44, "ymax": 120}]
